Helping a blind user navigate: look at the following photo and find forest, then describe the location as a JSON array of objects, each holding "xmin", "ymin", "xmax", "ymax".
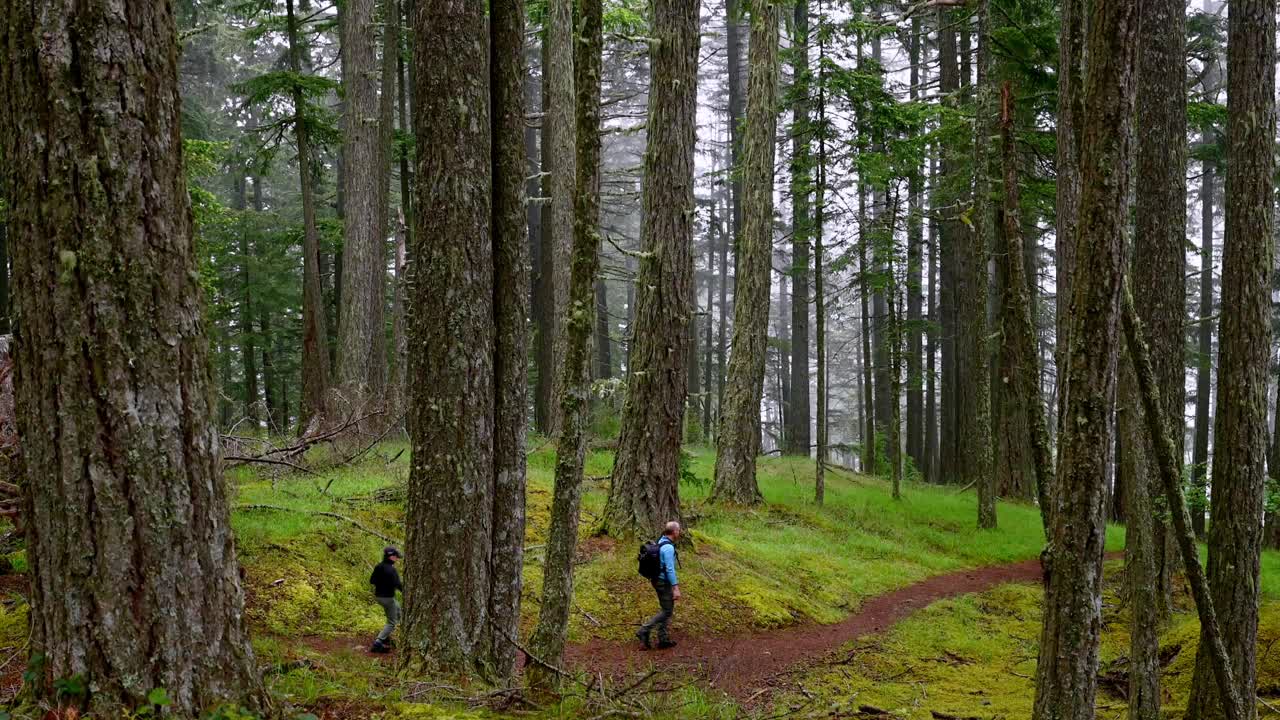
[{"xmin": 0, "ymin": 0, "xmax": 1278, "ymax": 718}]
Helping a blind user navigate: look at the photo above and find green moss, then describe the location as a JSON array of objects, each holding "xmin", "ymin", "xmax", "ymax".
[{"xmin": 0, "ymin": 598, "xmax": 27, "ymax": 649}]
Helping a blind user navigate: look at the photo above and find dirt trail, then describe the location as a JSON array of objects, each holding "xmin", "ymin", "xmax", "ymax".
[{"xmin": 563, "ymin": 552, "xmax": 1120, "ymax": 700}]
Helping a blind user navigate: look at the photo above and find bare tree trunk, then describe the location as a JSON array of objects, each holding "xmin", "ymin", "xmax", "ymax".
[
  {"xmin": 704, "ymin": 206, "xmax": 717, "ymax": 440},
  {"xmin": 713, "ymin": 0, "xmax": 778, "ymax": 505},
  {"xmin": 595, "ymin": 276, "xmax": 613, "ymax": 379},
  {"xmin": 1187, "ymin": 3, "xmax": 1276, "ymax": 716},
  {"xmin": 1192, "ymin": 160, "xmax": 1215, "ymax": 539},
  {"xmin": 404, "ymin": 0, "xmax": 528, "ymax": 677},
  {"xmin": 337, "ymin": 0, "xmax": 391, "ymax": 404},
  {"xmin": 234, "ymin": 176, "xmax": 261, "ymax": 427},
  {"xmin": 926, "ymin": 151, "xmax": 939, "ymax": 484},
  {"xmin": 1, "ymin": 1, "xmax": 261, "ymax": 711},
  {"xmin": 1031, "ymin": 0, "xmax": 1139, "ymax": 716},
  {"xmin": 528, "ymin": 0, "xmax": 602, "ymax": 680},
  {"xmin": 603, "ymin": 0, "xmax": 700, "ymax": 537},
  {"xmin": 286, "ymin": 0, "xmax": 332, "ymax": 430},
  {"xmin": 487, "ymin": 0, "xmax": 532, "ymax": 678},
  {"xmin": 814, "ymin": 18, "xmax": 828, "ymax": 501}
]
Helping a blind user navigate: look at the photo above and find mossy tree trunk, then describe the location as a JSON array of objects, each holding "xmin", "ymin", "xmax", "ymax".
[
  {"xmin": 995, "ymin": 83, "xmax": 1052, "ymax": 537},
  {"xmin": 966, "ymin": 0, "xmax": 995, "ymax": 528},
  {"xmin": 603, "ymin": 0, "xmax": 700, "ymax": 537},
  {"xmin": 1030, "ymin": 0, "xmax": 1140, "ymax": 717},
  {"xmin": 786, "ymin": 0, "xmax": 812, "ymax": 458},
  {"xmin": 1187, "ymin": 2, "xmax": 1276, "ymax": 717},
  {"xmin": 1053, "ymin": 0, "xmax": 1084, "ymax": 442},
  {"xmin": 1121, "ymin": 0, "xmax": 1188, "ymax": 715},
  {"xmin": 713, "ymin": 0, "xmax": 779, "ymax": 505},
  {"xmin": 0, "ymin": 0, "xmax": 262, "ymax": 712},
  {"xmin": 935, "ymin": 9, "xmax": 959, "ymax": 484},
  {"xmin": 1123, "ymin": 288, "xmax": 1246, "ymax": 720},
  {"xmin": 403, "ymin": 0, "xmax": 528, "ymax": 677},
  {"xmin": 528, "ymin": 0, "xmax": 602, "ymax": 685}
]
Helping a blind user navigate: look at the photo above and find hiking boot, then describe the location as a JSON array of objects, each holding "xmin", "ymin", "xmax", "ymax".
[
  {"xmin": 656, "ymin": 640, "xmax": 677, "ymax": 650},
  {"xmin": 635, "ymin": 630, "xmax": 652, "ymax": 650},
  {"xmin": 370, "ymin": 640, "xmax": 391, "ymax": 654}
]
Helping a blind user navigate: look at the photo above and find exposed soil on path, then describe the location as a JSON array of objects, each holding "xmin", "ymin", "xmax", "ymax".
[{"xmin": 562, "ymin": 552, "xmax": 1121, "ymax": 702}]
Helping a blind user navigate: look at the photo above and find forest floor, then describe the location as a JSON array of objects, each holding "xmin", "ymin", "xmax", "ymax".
[{"xmin": 4, "ymin": 442, "xmax": 1280, "ymax": 718}]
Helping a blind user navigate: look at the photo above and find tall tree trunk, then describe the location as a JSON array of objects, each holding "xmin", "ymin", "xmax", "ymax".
[
  {"xmin": 528, "ymin": 0, "xmax": 602, "ymax": 680},
  {"xmin": 859, "ymin": 188, "xmax": 876, "ymax": 472},
  {"xmin": 256, "ymin": 175, "xmax": 281, "ymax": 433},
  {"xmin": 925, "ymin": 151, "xmax": 939, "ymax": 484},
  {"xmin": 595, "ymin": 276, "xmax": 613, "ymax": 379},
  {"xmin": 787, "ymin": 0, "xmax": 812, "ymax": 457},
  {"xmin": 285, "ymin": 0, "xmax": 332, "ymax": 431},
  {"xmin": 937, "ymin": 9, "xmax": 959, "ymax": 483},
  {"xmin": 1124, "ymin": 289, "xmax": 1247, "ymax": 720},
  {"xmin": 814, "ymin": 15, "xmax": 828, "ymax": 497},
  {"xmin": 0, "ymin": 0, "xmax": 261, "ymax": 711},
  {"xmin": 1187, "ymin": 3, "xmax": 1276, "ymax": 716},
  {"xmin": 337, "ymin": 0, "xmax": 391, "ymax": 404},
  {"xmin": 404, "ymin": 0, "xmax": 528, "ymax": 677},
  {"xmin": 905, "ymin": 15, "xmax": 924, "ymax": 474},
  {"xmin": 603, "ymin": 0, "xmax": 699, "ymax": 537},
  {"xmin": 717, "ymin": 195, "xmax": 730, "ymax": 431},
  {"xmin": 966, "ymin": 0, "xmax": 995, "ymax": 528},
  {"xmin": 996, "ymin": 84, "xmax": 1053, "ymax": 537},
  {"xmin": 703, "ymin": 206, "xmax": 717, "ymax": 440},
  {"xmin": 1054, "ymin": 0, "xmax": 1084, "ymax": 441},
  {"xmin": 713, "ymin": 0, "xmax": 778, "ymax": 505},
  {"xmin": 1031, "ymin": 0, "xmax": 1139, "ymax": 717},
  {"xmin": 234, "ymin": 176, "xmax": 261, "ymax": 426},
  {"xmin": 1121, "ymin": 0, "xmax": 1189, "ymax": 713},
  {"xmin": 534, "ymin": 42, "xmax": 554, "ymax": 433},
  {"xmin": 727, "ymin": 0, "xmax": 746, "ymax": 262},
  {"xmin": 1192, "ymin": 160, "xmax": 1215, "ymax": 538},
  {"xmin": 537, "ymin": 0, "xmax": 576, "ymax": 437}
]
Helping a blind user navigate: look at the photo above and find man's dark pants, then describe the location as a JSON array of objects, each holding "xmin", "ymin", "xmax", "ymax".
[{"xmin": 639, "ymin": 578, "xmax": 675, "ymax": 642}]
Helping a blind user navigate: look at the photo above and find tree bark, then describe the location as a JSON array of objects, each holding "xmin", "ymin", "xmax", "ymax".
[
  {"xmin": 814, "ymin": 20, "xmax": 828, "ymax": 502},
  {"xmin": 966, "ymin": 0, "xmax": 995, "ymax": 528},
  {"xmin": 1123, "ymin": 288, "xmax": 1246, "ymax": 720},
  {"xmin": 1187, "ymin": 3, "xmax": 1276, "ymax": 716},
  {"xmin": 936, "ymin": 10, "xmax": 959, "ymax": 484},
  {"xmin": 996, "ymin": 84, "xmax": 1052, "ymax": 537},
  {"xmin": 337, "ymin": 0, "xmax": 390, "ymax": 404},
  {"xmin": 1192, "ymin": 160, "xmax": 1215, "ymax": 539},
  {"xmin": 0, "ymin": 1, "xmax": 261, "ymax": 711},
  {"xmin": 905, "ymin": 16, "xmax": 924, "ymax": 475},
  {"xmin": 595, "ymin": 276, "xmax": 613, "ymax": 379},
  {"xmin": 403, "ymin": 0, "xmax": 528, "ymax": 677},
  {"xmin": 286, "ymin": 0, "xmax": 332, "ymax": 430},
  {"xmin": 786, "ymin": 0, "xmax": 812, "ymax": 457},
  {"xmin": 536, "ymin": 0, "xmax": 577, "ymax": 438},
  {"xmin": 1054, "ymin": 0, "xmax": 1084, "ymax": 443},
  {"xmin": 1030, "ymin": 0, "xmax": 1139, "ymax": 717},
  {"xmin": 603, "ymin": 0, "xmax": 700, "ymax": 537},
  {"xmin": 1121, "ymin": 0, "xmax": 1189, "ymax": 713},
  {"xmin": 713, "ymin": 0, "xmax": 778, "ymax": 505},
  {"xmin": 234, "ymin": 176, "xmax": 261, "ymax": 427},
  {"xmin": 487, "ymin": 0, "xmax": 532, "ymax": 679},
  {"xmin": 528, "ymin": 0, "xmax": 602, "ymax": 681}
]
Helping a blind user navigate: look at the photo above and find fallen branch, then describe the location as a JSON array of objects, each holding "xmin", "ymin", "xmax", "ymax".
[
  {"xmin": 488, "ymin": 617, "xmax": 576, "ymax": 681},
  {"xmin": 224, "ymin": 454, "xmax": 322, "ymax": 477},
  {"xmin": 235, "ymin": 504, "xmax": 401, "ymax": 546}
]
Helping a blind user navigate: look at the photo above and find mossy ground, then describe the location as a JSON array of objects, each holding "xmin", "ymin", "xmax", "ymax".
[
  {"xmin": 4, "ymin": 441, "xmax": 1280, "ymax": 719},
  {"xmin": 778, "ymin": 562, "xmax": 1280, "ymax": 719}
]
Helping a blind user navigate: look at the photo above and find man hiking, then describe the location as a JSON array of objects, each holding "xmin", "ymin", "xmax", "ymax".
[
  {"xmin": 369, "ymin": 546, "xmax": 402, "ymax": 653},
  {"xmin": 636, "ymin": 521, "xmax": 682, "ymax": 650}
]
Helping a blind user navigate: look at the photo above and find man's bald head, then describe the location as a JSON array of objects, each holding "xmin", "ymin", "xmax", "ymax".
[{"xmin": 663, "ymin": 521, "xmax": 682, "ymax": 539}]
